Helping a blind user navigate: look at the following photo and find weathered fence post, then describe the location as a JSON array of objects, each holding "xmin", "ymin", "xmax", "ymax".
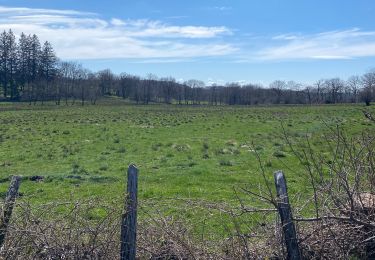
[
  {"xmin": 274, "ymin": 171, "xmax": 301, "ymax": 260},
  {"xmin": 120, "ymin": 164, "xmax": 138, "ymax": 260},
  {"xmin": 0, "ymin": 176, "xmax": 21, "ymax": 249}
]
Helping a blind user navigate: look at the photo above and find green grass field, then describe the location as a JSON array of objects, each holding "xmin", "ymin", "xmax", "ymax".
[{"xmin": 0, "ymin": 101, "xmax": 374, "ymax": 236}]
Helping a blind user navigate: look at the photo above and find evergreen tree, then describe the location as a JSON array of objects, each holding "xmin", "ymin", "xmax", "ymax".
[
  {"xmin": 29, "ymin": 34, "xmax": 41, "ymax": 103},
  {"xmin": 17, "ymin": 33, "xmax": 30, "ymax": 97}
]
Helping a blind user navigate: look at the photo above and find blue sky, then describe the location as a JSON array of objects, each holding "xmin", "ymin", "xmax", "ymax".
[{"xmin": 1, "ymin": 0, "xmax": 375, "ymax": 85}]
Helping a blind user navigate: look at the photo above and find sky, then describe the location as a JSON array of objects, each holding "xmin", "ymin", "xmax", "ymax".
[{"xmin": 1, "ymin": 0, "xmax": 375, "ymax": 85}]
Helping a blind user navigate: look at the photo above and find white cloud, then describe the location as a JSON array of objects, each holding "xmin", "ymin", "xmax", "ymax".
[
  {"xmin": 212, "ymin": 6, "xmax": 232, "ymax": 11},
  {"xmin": 0, "ymin": 6, "xmax": 235, "ymax": 60},
  {"xmin": 272, "ymin": 34, "xmax": 299, "ymax": 40},
  {"xmin": 131, "ymin": 58, "xmax": 195, "ymax": 64},
  {"xmin": 0, "ymin": 6, "xmax": 95, "ymax": 16},
  {"xmin": 165, "ymin": 16, "xmax": 189, "ymax": 20},
  {"xmin": 110, "ymin": 18, "xmax": 126, "ymax": 26},
  {"xmin": 106, "ymin": 19, "xmax": 231, "ymax": 38},
  {"xmin": 257, "ymin": 28, "xmax": 375, "ymax": 60},
  {"xmin": 206, "ymin": 78, "xmax": 226, "ymax": 86}
]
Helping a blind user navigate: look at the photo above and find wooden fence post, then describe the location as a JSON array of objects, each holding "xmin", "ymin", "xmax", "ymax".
[
  {"xmin": 120, "ymin": 164, "xmax": 138, "ymax": 260},
  {"xmin": 0, "ymin": 176, "xmax": 21, "ymax": 249},
  {"xmin": 274, "ymin": 171, "xmax": 301, "ymax": 260}
]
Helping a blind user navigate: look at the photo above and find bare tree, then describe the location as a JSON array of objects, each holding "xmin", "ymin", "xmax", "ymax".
[
  {"xmin": 361, "ymin": 70, "xmax": 375, "ymax": 106},
  {"xmin": 185, "ymin": 79, "xmax": 205, "ymax": 104},
  {"xmin": 347, "ymin": 75, "xmax": 361, "ymax": 103},
  {"xmin": 98, "ymin": 69, "xmax": 114, "ymax": 96},
  {"xmin": 324, "ymin": 78, "xmax": 345, "ymax": 104},
  {"xmin": 270, "ymin": 80, "xmax": 286, "ymax": 104}
]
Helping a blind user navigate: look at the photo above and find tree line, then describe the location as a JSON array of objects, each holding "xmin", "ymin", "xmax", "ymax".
[{"xmin": 1, "ymin": 29, "xmax": 374, "ymax": 106}]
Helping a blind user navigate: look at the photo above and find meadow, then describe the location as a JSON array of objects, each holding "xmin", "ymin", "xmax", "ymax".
[{"xmin": 0, "ymin": 100, "xmax": 374, "ymax": 238}]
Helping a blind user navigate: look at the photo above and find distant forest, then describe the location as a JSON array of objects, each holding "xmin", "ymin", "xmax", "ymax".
[{"xmin": 0, "ymin": 29, "xmax": 374, "ymax": 105}]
